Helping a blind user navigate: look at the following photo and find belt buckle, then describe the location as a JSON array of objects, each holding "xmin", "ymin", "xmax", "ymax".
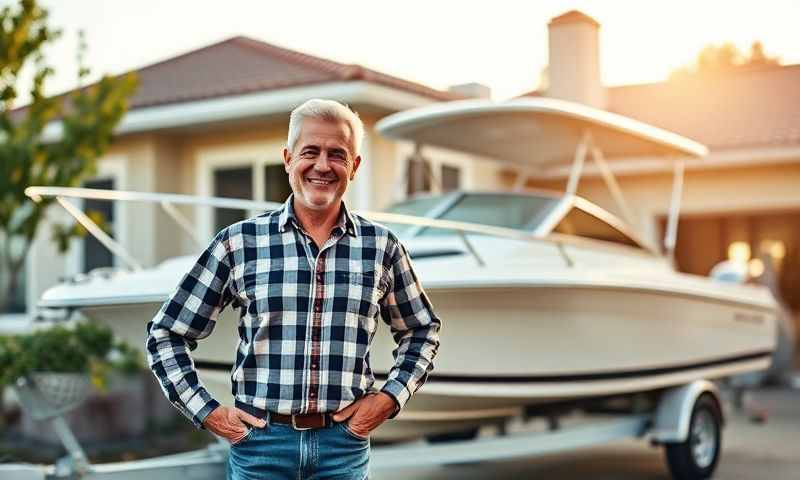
[{"xmin": 291, "ymin": 414, "xmax": 314, "ymax": 431}]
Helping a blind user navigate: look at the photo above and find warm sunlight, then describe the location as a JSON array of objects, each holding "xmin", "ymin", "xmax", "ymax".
[{"xmin": 29, "ymin": 0, "xmax": 800, "ymax": 101}]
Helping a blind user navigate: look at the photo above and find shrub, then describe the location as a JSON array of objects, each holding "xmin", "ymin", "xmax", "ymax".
[{"xmin": 0, "ymin": 321, "xmax": 143, "ymax": 390}]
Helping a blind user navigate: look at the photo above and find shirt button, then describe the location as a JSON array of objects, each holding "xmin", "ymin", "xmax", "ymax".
[
  {"xmin": 312, "ymin": 363, "xmax": 318, "ymax": 369},
  {"xmin": 316, "ymin": 273, "xmax": 323, "ymax": 282}
]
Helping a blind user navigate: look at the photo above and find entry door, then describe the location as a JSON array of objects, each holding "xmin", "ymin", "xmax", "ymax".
[{"xmin": 666, "ymin": 212, "xmax": 800, "ymax": 313}]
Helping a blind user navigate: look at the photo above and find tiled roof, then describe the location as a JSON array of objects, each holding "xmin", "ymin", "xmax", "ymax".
[
  {"xmin": 14, "ymin": 36, "xmax": 459, "ymax": 118},
  {"xmin": 607, "ymin": 65, "xmax": 800, "ymax": 150},
  {"xmin": 522, "ymin": 64, "xmax": 800, "ymax": 150},
  {"xmin": 125, "ymin": 36, "xmax": 459, "ymax": 109}
]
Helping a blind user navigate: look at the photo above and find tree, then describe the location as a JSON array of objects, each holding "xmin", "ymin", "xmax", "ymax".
[
  {"xmin": 670, "ymin": 41, "xmax": 780, "ymax": 80},
  {"xmin": 0, "ymin": 0, "xmax": 137, "ymax": 313},
  {"xmin": 747, "ymin": 41, "xmax": 780, "ymax": 68}
]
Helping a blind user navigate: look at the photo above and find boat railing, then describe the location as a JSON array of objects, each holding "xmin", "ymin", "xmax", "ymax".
[{"xmin": 25, "ymin": 186, "xmax": 578, "ymax": 270}]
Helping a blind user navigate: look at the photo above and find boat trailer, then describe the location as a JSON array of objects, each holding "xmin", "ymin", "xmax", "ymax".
[{"xmin": 2, "ymin": 380, "xmax": 724, "ymax": 480}]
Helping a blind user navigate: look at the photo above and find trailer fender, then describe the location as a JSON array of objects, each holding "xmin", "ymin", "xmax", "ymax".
[{"xmin": 650, "ymin": 380, "xmax": 723, "ymax": 443}]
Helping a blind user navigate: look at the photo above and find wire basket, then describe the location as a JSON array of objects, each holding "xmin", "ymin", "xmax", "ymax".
[{"xmin": 14, "ymin": 373, "xmax": 92, "ymax": 421}]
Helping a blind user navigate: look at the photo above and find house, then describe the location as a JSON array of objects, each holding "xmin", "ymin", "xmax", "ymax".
[
  {"xmin": 7, "ymin": 10, "xmax": 800, "ymax": 343},
  {"xmin": 7, "ymin": 35, "xmax": 500, "ymax": 320},
  {"xmin": 519, "ymin": 11, "xmax": 800, "ymax": 333}
]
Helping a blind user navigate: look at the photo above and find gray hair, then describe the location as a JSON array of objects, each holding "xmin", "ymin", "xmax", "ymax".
[{"xmin": 287, "ymin": 99, "xmax": 364, "ymax": 155}]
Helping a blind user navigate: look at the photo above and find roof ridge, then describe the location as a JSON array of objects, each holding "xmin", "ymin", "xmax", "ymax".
[
  {"xmin": 13, "ymin": 35, "xmax": 458, "ymax": 114},
  {"xmin": 130, "ymin": 36, "xmax": 245, "ymax": 75},
  {"xmin": 230, "ymin": 36, "xmax": 360, "ymax": 77},
  {"xmin": 229, "ymin": 36, "xmax": 459, "ymax": 100}
]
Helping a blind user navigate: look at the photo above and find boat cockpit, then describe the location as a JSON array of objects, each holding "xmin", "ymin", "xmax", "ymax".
[{"xmin": 384, "ymin": 191, "xmax": 656, "ymax": 254}]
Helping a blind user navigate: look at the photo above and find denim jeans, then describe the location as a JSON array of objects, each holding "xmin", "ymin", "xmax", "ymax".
[{"xmin": 227, "ymin": 419, "xmax": 370, "ymax": 479}]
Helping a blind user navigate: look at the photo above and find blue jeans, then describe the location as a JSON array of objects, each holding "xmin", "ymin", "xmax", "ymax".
[{"xmin": 227, "ymin": 420, "xmax": 370, "ymax": 479}]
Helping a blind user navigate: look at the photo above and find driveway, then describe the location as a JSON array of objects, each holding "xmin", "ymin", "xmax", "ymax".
[{"xmin": 375, "ymin": 387, "xmax": 800, "ymax": 480}]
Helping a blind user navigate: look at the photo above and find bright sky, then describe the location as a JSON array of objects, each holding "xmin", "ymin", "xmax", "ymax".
[{"xmin": 13, "ymin": 0, "xmax": 800, "ymax": 102}]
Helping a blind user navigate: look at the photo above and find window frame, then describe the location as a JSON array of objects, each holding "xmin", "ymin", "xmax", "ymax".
[
  {"xmin": 67, "ymin": 155, "xmax": 128, "ymax": 275},
  {"xmin": 543, "ymin": 195, "xmax": 658, "ymax": 255},
  {"xmin": 197, "ymin": 142, "xmax": 286, "ymax": 239},
  {"xmin": 401, "ymin": 145, "xmax": 472, "ymax": 198}
]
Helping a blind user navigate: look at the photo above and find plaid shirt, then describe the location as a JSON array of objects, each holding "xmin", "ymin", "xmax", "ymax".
[{"xmin": 146, "ymin": 196, "xmax": 441, "ymax": 427}]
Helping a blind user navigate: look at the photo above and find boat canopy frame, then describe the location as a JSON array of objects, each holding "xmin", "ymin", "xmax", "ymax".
[
  {"xmin": 375, "ymin": 98, "xmax": 707, "ymax": 260},
  {"xmin": 24, "ymin": 185, "xmax": 659, "ymax": 276}
]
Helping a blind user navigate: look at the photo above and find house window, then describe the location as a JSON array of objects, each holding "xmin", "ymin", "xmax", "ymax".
[
  {"xmin": 264, "ymin": 164, "xmax": 291, "ymax": 203},
  {"xmin": 1, "ymin": 264, "xmax": 26, "ymax": 314},
  {"xmin": 406, "ymin": 158, "xmax": 432, "ymax": 196},
  {"xmin": 213, "ymin": 166, "xmax": 252, "ymax": 233},
  {"xmin": 83, "ymin": 178, "xmax": 115, "ymax": 273},
  {"xmin": 441, "ymin": 164, "xmax": 461, "ymax": 192}
]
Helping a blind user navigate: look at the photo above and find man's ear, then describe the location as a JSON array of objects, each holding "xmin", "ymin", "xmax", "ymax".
[
  {"xmin": 283, "ymin": 148, "xmax": 291, "ymax": 173},
  {"xmin": 350, "ymin": 155, "xmax": 362, "ymax": 181}
]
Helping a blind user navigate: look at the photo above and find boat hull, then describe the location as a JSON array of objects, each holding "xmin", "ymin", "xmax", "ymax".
[{"xmin": 78, "ymin": 283, "xmax": 775, "ymax": 441}]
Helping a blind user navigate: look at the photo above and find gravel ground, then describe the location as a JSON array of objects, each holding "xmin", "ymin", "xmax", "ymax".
[{"xmin": 375, "ymin": 387, "xmax": 800, "ymax": 480}]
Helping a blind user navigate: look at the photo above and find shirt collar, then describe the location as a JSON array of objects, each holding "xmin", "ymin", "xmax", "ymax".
[{"xmin": 278, "ymin": 194, "xmax": 358, "ymax": 238}]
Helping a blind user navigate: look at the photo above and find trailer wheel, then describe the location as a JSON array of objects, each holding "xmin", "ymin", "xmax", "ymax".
[{"xmin": 664, "ymin": 393, "xmax": 722, "ymax": 480}]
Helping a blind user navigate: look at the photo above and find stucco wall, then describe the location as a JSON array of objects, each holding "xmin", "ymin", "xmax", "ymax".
[
  {"xmin": 152, "ymin": 135, "xmax": 184, "ymax": 262},
  {"xmin": 23, "ymin": 135, "xmax": 159, "ymax": 314}
]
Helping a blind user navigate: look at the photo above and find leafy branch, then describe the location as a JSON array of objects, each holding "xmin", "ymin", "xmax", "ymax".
[{"xmin": 0, "ymin": 0, "xmax": 137, "ymax": 311}]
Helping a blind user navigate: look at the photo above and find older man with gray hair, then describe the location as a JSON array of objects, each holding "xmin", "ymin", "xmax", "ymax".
[{"xmin": 146, "ymin": 98, "xmax": 441, "ymax": 479}]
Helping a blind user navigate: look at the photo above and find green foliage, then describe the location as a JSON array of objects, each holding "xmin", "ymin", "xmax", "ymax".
[
  {"xmin": 51, "ymin": 209, "xmax": 111, "ymax": 253},
  {"xmin": 0, "ymin": 0, "xmax": 138, "ymax": 311},
  {"xmin": 0, "ymin": 320, "xmax": 144, "ymax": 390},
  {"xmin": 670, "ymin": 40, "xmax": 781, "ymax": 80}
]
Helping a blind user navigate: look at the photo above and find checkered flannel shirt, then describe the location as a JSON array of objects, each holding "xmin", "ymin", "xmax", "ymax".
[{"xmin": 146, "ymin": 195, "xmax": 441, "ymax": 427}]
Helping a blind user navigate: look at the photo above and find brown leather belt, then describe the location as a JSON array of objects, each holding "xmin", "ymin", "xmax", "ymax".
[{"xmin": 269, "ymin": 412, "xmax": 331, "ymax": 430}]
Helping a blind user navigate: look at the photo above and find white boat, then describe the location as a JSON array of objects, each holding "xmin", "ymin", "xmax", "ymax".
[{"xmin": 27, "ymin": 98, "xmax": 777, "ymax": 441}]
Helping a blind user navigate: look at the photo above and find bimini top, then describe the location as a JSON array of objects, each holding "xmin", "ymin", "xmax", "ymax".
[{"xmin": 375, "ymin": 98, "xmax": 708, "ymax": 167}]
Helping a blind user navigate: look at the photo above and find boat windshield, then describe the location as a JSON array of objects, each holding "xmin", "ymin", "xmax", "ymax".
[
  {"xmin": 381, "ymin": 194, "xmax": 448, "ymax": 234},
  {"xmin": 385, "ymin": 192, "xmax": 561, "ymax": 236}
]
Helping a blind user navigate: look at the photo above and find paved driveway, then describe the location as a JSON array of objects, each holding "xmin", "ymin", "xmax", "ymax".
[{"xmin": 375, "ymin": 388, "xmax": 800, "ymax": 480}]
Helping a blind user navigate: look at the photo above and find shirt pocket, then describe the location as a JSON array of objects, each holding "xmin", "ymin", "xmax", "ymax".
[{"xmin": 335, "ymin": 270, "xmax": 386, "ymax": 317}]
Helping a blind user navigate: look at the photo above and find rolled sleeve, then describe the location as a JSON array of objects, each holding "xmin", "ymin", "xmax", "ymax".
[
  {"xmin": 379, "ymin": 238, "xmax": 441, "ymax": 413},
  {"xmin": 145, "ymin": 229, "xmax": 236, "ymax": 428}
]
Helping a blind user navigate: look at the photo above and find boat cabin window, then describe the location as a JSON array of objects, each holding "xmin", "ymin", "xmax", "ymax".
[{"xmin": 553, "ymin": 207, "xmax": 641, "ymax": 249}]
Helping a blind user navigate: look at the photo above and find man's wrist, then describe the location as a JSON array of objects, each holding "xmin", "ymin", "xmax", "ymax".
[
  {"xmin": 379, "ymin": 379, "xmax": 410, "ymax": 416},
  {"xmin": 374, "ymin": 391, "xmax": 401, "ymax": 417},
  {"xmin": 192, "ymin": 396, "xmax": 221, "ymax": 429},
  {"xmin": 200, "ymin": 403, "xmax": 223, "ymax": 429}
]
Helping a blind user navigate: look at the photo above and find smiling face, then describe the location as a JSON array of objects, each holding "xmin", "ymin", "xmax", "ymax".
[{"xmin": 283, "ymin": 117, "xmax": 361, "ymax": 216}]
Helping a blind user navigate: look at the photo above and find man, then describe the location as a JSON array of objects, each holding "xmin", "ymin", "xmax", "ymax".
[{"xmin": 146, "ymin": 98, "xmax": 441, "ymax": 479}]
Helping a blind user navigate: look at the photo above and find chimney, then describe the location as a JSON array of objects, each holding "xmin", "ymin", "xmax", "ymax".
[
  {"xmin": 448, "ymin": 82, "xmax": 491, "ymax": 99},
  {"xmin": 545, "ymin": 10, "xmax": 606, "ymax": 109}
]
